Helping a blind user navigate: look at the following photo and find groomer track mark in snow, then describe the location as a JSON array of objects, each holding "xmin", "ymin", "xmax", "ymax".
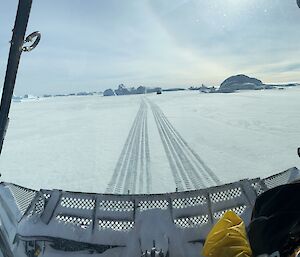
[
  {"xmin": 148, "ymin": 99, "xmax": 221, "ymax": 191},
  {"xmin": 106, "ymin": 98, "xmax": 220, "ymax": 194},
  {"xmin": 105, "ymin": 100, "xmax": 151, "ymax": 194}
]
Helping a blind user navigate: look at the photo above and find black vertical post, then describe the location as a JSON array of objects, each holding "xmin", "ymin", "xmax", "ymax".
[
  {"xmin": 297, "ymin": 0, "xmax": 300, "ymax": 158},
  {"xmin": 0, "ymin": 0, "xmax": 33, "ymax": 155}
]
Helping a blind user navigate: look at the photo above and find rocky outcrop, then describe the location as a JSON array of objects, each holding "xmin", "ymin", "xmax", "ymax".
[
  {"xmin": 219, "ymin": 74, "xmax": 264, "ymax": 92},
  {"xmin": 103, "ymin": 89, "xmax": 115, "ymax": 96},
  {"xmin": 136, "ymin": 86, "xmax": 146, "ymax": 94},
  {"xmin": 115, "ymin": 84, "xmax": 131, "ymax": 95}
]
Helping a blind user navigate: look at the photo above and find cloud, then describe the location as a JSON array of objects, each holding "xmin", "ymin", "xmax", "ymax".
[{"xmin": 1, "ymin": 0, "xmax": 300, "ymax": 95}]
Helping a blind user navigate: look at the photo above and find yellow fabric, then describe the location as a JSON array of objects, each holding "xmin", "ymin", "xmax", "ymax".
[{"xmin": 202, "ymin": 210, "xmax": 252, "ymax": 257}]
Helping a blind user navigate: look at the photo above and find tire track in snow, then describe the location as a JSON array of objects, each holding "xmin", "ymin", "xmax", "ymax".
[
  {"xmin": 105, "ymin": 100, "xmax": 151, "ymax": 194},
  {"xmin": 137, "ymin": 105, "xmax": 151, "ymax": 193},
  {"xmin": 144, "ymin": 108, "xmax": 151, "ymax": 193},
  {"xmin": 105, "ymin": 103, "xmax": 142, "ymax": 193},
  {"xmin": 149, "ymin": 100, "xmax": 221, "ymax": 191},
  {"xmin": 150, "ymin": 101, "xmax": 189, "ymax": 191},
  {"xmin": 160, "ymin": 113, "xmax": 221, "ymax": 186}
]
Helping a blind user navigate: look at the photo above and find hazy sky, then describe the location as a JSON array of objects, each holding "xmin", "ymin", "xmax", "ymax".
[{"xmin": 1, "ymin": 0, "xmax": 300, "ymax": 95}]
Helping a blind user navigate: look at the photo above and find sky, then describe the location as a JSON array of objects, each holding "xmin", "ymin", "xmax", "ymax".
[{"xmin": 1, "ymin": 0, "xmax": 300, "ymax": 95}]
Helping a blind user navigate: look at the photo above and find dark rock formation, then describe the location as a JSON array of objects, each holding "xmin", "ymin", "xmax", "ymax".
[
  {"xmin": 103, "ymin": 89, "xmax": 115, "ymax": 96},
  {"xmin": 219, "ymin": 74, "xmax": 264, "ymax": 92}
]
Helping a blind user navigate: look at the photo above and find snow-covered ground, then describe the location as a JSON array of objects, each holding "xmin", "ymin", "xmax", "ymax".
[{"xmin": 0, "ymin": 88, "xmax": 299, "ymax": 194}]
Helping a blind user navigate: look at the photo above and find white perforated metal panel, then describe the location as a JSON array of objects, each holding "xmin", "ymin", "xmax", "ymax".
[
  {"xmin": 98, "ymin": 219, "xmax": 134, "ymax": 231},
  {"xmin": 213, "ymin": 205, "xmax": 247, "ymax": 220},
  {"xmin": 210, "ymin": 187, "xmax": 242, "ymax": 203},
  {"xmin": 174, "ymin": 215, "xmax": 209, "ymax": 228},
  {"xmin": 138, "ymin": 200, "xmax": 169, "ymax": 211},
  {"xmin": 60, "ymin": 197, "xmax": 95, "ymax": 210},
  {"xmin": 56, "ymin": 214, "xmax": 92, "ymax": 229},
  {"xmin": 172, "ymin": 195, "xmax": 207, "ymax": 209},
  {"xmin": 99, "ymin": 200, "xmax": 134, "ymax": 212},
  {"xmin": 6, "ymin": 184, "xmax": 36, "ymax": 214}
]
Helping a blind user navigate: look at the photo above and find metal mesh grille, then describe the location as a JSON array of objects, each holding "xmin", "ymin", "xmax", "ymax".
[
  {"xmin": 7, "ymin": 184, "xmax": 36, "ymax": 214},
  {"xmin": 172, "ymin": 196, "xmax": 207, "ymax": 209},
  {"xmin": 138, "ymin": 200, "xmax": 169, "ymax": 211},
  {"xmin": 31, "ymin": 196, "xmax": 45, "ymax": 215},
  {"xmin": 56, "ymin": 214, "xmax": 92, "ymax": 229},
  {"xmin": 99, "ymin": 200, "xmax": 134, "ymax": 212},
  {"xmin": 44, "ymin": 193, "xmax": 51, "ymax": 199},
  {"xmin": 60, "ymin": 197, "xmax": 95, "ymax": 210},
  {"xmin": 264, "ymin": 171, "xmax": 291, "ymax": 189},
  {"xmin": 213, "ymin": 205, "xmax": 247, "ymax": 220},
  {"xmin": 98, "ymin": 219, "xmax": 134, "ymax": 231},
  {"xmin": 174, "ymin": 215, "xmax": 209, "ymax": 228},
  {"xmin": 251, "ymin": 182, "xmax": 265, "ymax": 196},
  {"xmin": 210, "ymin": 187, "xmax": 242, "ymax": 203},
  {"xmin": 27, "ymin": 193, "xmax": 52, "ymax": 217}
]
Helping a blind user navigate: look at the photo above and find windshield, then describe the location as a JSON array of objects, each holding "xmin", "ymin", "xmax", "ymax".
[{"xmin": 0, "ymin": 0, "xmax": 299, "ymax": 194}]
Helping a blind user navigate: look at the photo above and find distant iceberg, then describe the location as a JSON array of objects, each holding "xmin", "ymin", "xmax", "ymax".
[
  {"xmin": 23, "ymin": 94, "xmax": 38, "ymax": 101},
  {"xmin": 12, "ymin": 95, "xmax": 22, "ymax": 103}
]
